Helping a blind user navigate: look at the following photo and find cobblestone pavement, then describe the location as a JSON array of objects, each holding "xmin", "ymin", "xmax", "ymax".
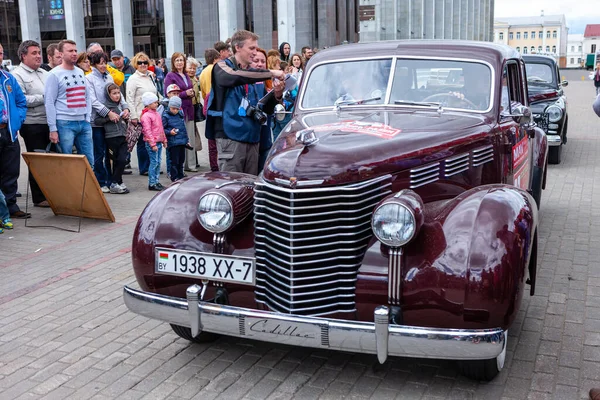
[{"xmin": 1, "ymin": 70, "xmax": 599, "ymax": 400}]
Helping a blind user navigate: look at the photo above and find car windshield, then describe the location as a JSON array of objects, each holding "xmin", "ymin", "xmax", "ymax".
[
  {"xmin": 525, "ymin": 63, "xmax": 555, "ymax": 87},
  {"xmin": 301, "ymin": 58, "xmax": 492, "ymax": 112}
]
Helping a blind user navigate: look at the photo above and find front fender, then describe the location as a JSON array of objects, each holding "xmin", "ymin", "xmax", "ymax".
[
  {"xmin": 132, "ymin": 172, "xmax": 256, "ymax": 295},
  {"xmin": 395, "ymin": 185, "xmax": 537, "ymax": 330}
]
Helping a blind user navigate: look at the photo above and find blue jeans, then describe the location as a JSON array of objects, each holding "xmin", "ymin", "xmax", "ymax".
[
  {"xmin": 145, "ymin": 142, "xmax": 162, "ymax": 186},
  {"xmin": 0, "ymin": 189, "xmax": 9, "ymax": 222},
  {"xmin": 56, "ymin": 120, "xmax": 94, "ymax": 168},
  {"xmin": 92, "ymin": 127, "xmax": 111, "ymax": 187},
  {"xmin": 137, "ymin": 138, "xmax": 150, "ymax": 174}
]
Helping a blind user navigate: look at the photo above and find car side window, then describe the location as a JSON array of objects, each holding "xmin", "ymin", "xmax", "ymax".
[{"xmin": 501, "ymin": 66, "xmax": 510, "ymax": 113}]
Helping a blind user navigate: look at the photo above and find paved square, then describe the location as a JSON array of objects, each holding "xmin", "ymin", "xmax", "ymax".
[{"xmin": 0, "ymin": 70, "xmax": 598, "ymax": 399}]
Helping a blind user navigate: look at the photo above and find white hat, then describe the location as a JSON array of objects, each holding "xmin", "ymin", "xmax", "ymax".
[{"xmin": 142, "ymin": 92, "xmax": 159, "ymax": 106}]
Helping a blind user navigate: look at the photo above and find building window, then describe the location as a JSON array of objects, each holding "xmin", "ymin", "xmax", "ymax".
[
  {"xmin": 579, "ymin": 45, "xmax": 582, "ymax": 52},
  {"xmin": 546, "ymin": 45, "xmax": 550, "ymax": 52},
  {"xmin": 570, "ymin": 45, "xmax": 574, "ymax": 52},
  {"xmin": 546, "ymin": 31, "xmax": 551, "ymax": 38},
  {"xmin": 539, "ymin": 31, "xmax": 543, "ymax": 38},
  {"xmin": 538, "ymin": 46, "xmax": 542, "ymax": 52},
  {"xmin": 578, "ymin": 58, "xmax": 582, "ymax": 64},
  {"xmin": 593, "ymin": 44, "xmax": 597, "ymax": 53},
  {"xmin": 524, "ymin": 32, "xmax": 528, "ymax": 39},
  {"xmin": 531, "ymin": 46, "xmax": 535, "ymax": 53},
  {"xmin": 553, "ymin": 30, "xmax": 557, "ymax": 38},
  {"xmin": 552, "ymin": 45, "xmax": 556, "ymax": 53},
  {"xmin": 523, "ymin": 47, "xmax": 528, "ymax": 54},
  {"xmin": 531, "ymin": 31, "xmax": 535, "ymax": 39},
  {"xmin": 516, "ymin": 47, "xmax": 520, "ymax": 52},
  {"xmin": 516, "ymin": 32, "xmax": 520, "ymax": 40},
  {"xmin": 509, "ymin": 32, "xmax": 513, "ymax": 40},
  {"xmin": 570, "ymin": 58, "xmax": 574, "ymax": 64},
  {"xmin": 499, "ymin": 32, "xmax": 504, "ymax": 40}
]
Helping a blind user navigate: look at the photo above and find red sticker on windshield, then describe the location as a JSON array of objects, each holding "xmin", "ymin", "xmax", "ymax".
[{"xmin": 311, "ymin": 121, "xmax": 401, "ymax": 139}]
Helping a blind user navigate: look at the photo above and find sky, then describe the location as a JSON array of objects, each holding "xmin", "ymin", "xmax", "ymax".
[{"xmin": 494, "ymin": 0, "xmax": 600, "ymax": 34}]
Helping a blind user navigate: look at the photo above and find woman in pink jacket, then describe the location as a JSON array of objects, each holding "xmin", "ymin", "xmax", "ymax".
[{"xmin": 140, "ymin": 92, "xmax": 168, "ymax": 191}]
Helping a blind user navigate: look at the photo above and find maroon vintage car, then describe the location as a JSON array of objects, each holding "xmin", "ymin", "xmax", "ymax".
[{"xmin": 124, "ymin": 41, "xmax": 548, "ymax": 381}]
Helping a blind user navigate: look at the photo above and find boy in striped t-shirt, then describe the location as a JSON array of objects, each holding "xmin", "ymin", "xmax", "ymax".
[{"xmin": 44, "ymin": 40, "xmax": 94, "ymax": 168}]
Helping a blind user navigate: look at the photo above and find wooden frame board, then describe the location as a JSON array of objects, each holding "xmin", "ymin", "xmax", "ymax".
[{"xmin": 21, "ymin": 152, "xmax": 115, "ymax": 222}]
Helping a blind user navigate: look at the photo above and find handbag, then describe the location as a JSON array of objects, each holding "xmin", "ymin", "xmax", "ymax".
[
  {"xmin": 126, "ymin": 121, "xmax": 143, "ymax": 152},
  {"xmin": 194, "ymin": 103, "xmax": 205, "ymax": 122},
  {"xmin": 34, "ymin": 143, "xmax": 62, "ymax": 153}
]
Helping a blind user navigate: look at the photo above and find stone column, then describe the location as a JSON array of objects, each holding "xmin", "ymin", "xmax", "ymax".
[
  {"xmin": 434, "ymin": 0, "xmax": 445, "ymax": 39},
  {"xmin": 253, "ymin": 0, "xmax": 274, "ymax": 49},
  {"xmin": 64, "ymin": 0, "xmax": 86, "ymax": 52},
  {"xmin": 163, "ymin": 0, "xmax": 184, "ymax": 60},
  {"xmin": 317, "ymin": 0, "xmax": 336, "ymax": 48},
  {"xmin": 398, "ymin": 0, "xmax": 411, "ymax": 40},
  {"xmin": 337, "ymin": 0, "xmax": 347, "ymax": 43},
  {"xmin": 488, "ymin": 0, "xmax": 494, "ymax": 41},
  {"xmin": 193, "ymin": 1, "xmax": 219, "ymax": 58},
  {"xmin": 411, "ymin": 0, "xmax": 424, "ymax": 39},
  {"xmin": 423, "ymin": 0, "xmax": 434, "ymax": 39},
  {"xmin": 294, "ymin": 0, "xmax": 314, "ymax": 50},
  {"xmin": 473, "ymin": 0, "xmax": 480, "ymax": 41},
  {"xmin": 459, "ymin": 0, "xmax": 468, "ymax": 40},
  {"xmin": 453, "ymin": 0, "xmax": 461, "ymax": 39},
  {"xmin": 112, "ymin": 0, "xmax": 134, "ymax": 56},
  {"xmin": 218, "ymin": 0, "xmax": 244, "ymax": 41},
  {"xmin": 467, "ymin": 0, "xmax": 474, "ymax": 40},
  {"xmin": 278, "ymin": 0, "xmax": 296, "ymax": 51},
  {"xmin": 346, "ymin": 0, "xmax": 358, "ymax": 43},
  {"xmin": 19, "ymin": 0, "xmax": 41, "ymax": 43},
  {"xmin": 444, "ymin": 0, "xmax": 453, "ymax": 39}
]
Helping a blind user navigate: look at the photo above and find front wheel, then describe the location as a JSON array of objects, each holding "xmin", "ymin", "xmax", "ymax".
[
  {"xmin": 170, "ymin": 324, "xmax": 221, "ymax": 343},
  {"xmin": 548, "ymin": 144, "xmax": 562, "ymax": 164},
  {"xmin": 457, "ymin": 331, "xmax": 507, "ymax": 381}
]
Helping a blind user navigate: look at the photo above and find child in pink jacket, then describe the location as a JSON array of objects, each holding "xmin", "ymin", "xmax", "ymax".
[{"xmin": 140, "ymin": 92, "xmax": 168, "ymax": 191}]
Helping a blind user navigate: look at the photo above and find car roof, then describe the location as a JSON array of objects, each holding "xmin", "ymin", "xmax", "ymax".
[
  {"xmin": 309, "ymin": 40, "xmax": 520, "ymax": 68},
  {"xmin": 521, "ymin": 54, "xmax": 557, "ymax": 65}
]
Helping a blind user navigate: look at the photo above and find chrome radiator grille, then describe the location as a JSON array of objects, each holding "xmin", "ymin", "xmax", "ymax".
[{"xmin": 253, "ymin": 175, "xmax": 392, "ymax": 316}]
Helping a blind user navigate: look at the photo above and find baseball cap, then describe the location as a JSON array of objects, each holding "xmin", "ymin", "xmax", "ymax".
[
  {"xmin": 168, "ymin": 96, "xmax": 182, "ymax": 109},
  {"xmin": 166, "ymin": 84, "xmax": 181, "ymax": 94},
  {"xmin": 110, "ymin": 49, "xmax": 124, "ymax": 59}
]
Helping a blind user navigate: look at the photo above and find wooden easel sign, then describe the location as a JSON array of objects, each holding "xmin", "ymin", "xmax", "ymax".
[{"xmin": 21, "ymin": 152, "xmax": 115, "ymax": 223}]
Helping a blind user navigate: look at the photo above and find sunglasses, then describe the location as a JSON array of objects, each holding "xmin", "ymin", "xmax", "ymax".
[{"xmin": 138, "ymin": 61, "xmax": 149, "ymax": 65}]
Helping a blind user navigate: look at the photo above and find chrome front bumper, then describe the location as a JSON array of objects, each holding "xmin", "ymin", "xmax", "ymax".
[
  {"xmin": 123, "ymin": 285, "xmax": 505, "ymax": 363},
  {"xmin": 547, "ymin": 134, "xmax": 562, "ymax": 146}
]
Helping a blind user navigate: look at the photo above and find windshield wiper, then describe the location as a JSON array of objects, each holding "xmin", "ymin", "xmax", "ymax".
[
  {"xmin": 394, "ymin": 100, "xmax": 441, "ymax": 107},
  {"xmin": 335, "ymin": 96, "xmax": 381, "ymax": 106}
]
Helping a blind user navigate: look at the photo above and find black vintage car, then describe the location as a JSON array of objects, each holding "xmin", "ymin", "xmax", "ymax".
[{"xmin": 523, "ymin": 54, "xmax": 568, "ymax": 164}]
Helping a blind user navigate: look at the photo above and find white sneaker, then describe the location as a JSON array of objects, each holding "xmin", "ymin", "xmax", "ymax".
[
  {"xmin": 109, "ymin": 183, "xmax": 127, "ymax": 194},
  {"xmin": 118, "ymin": 183, "xmax": 128, "ymax": 190},
  {"xmin": 101, "ymin": 186, "xmax": 110, "ymax": 193}
]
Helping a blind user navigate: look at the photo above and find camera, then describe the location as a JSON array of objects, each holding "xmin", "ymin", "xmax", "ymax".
[{"xmin": 245, "ymin": 105, "xmax": 268, "ymax": 125}]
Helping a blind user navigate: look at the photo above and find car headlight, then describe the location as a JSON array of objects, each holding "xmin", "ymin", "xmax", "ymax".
[
  {"xmin": 372, "ymin": 203, "xmax": 416, "ymax": 247},
  {"xmin": 545, "ymin": 105, "xmax": 562, "ymax": 122},
  {"xmin": 197, "ymin": 192, "xmax": 233, "ymax": 233}
]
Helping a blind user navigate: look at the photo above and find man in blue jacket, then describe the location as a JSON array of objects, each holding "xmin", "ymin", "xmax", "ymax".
[{"xmin": 0, "ymin": 43, "xmax": 28, "ymax": 218}]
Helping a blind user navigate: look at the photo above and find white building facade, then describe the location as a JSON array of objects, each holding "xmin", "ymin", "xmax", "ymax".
[
  {"xmin": 358, "ymin": 0, "xmax": 495, "ymax": 43},
  {"xmin": 566, "ymin": 34, "xmax": 584, "ymax": 68}
]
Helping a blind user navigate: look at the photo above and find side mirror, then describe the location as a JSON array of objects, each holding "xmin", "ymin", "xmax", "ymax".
[
  {"xmin": 274, "ymin": 103, "xmax": 292, "ymax": 122},
  {"xmin": 511, "ymin": 104, "xmax": 532, "ymax": 127},
  {"xmin": 561, "ymin": 80, "xmax": 569, "ymax": 87}
]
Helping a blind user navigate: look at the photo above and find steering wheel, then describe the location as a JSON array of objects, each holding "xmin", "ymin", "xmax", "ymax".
[{"xmin": 422, "ymin": 93, "xmax": 478, "ymax": 109}]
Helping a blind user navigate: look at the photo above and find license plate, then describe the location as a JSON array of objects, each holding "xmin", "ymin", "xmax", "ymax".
[{"xmin": 155, "ymin": 248, "xmax": 255, "ymax": 285}]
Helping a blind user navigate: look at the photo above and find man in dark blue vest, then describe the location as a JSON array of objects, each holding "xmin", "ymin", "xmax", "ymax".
[{"xmin": 206, "ymin": 30, "xmax": 285, "ymax": 175}]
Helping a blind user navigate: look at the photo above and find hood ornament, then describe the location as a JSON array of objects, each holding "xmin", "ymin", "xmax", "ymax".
[{"xmin": 296, "ymin": 129, "xmax": 319, "ymax": 146}]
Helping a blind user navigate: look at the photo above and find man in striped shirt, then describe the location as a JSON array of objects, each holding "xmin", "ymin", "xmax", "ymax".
[{"xmin": 44, "ymin": 40, "xmax": 94, "ymax": 167}]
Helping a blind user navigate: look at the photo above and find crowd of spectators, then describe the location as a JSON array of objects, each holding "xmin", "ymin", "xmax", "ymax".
[{"xmin": 0, "ymin": 32, "xmax": 317, "ymax": 228}]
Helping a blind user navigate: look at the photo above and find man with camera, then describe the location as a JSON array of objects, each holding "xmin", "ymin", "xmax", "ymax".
[{"xmin": 206, "ymin": 29, "xmax": 285, "ymax": 175}]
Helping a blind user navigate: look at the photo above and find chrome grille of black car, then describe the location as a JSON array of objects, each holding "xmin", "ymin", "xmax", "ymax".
[{"xmin": 253, "ymin": 175, "xmax": 392, "ymax": 316}]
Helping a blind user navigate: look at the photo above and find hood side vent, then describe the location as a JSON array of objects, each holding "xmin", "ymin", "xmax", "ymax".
[
  {"xmin": 410, "ymin": 162, "xmax": 440, "ymax": 188},
  {"xmin": 444, "ymin": 153, "xmax": 470, "ymax": 177},
  {"xmin": 472, "ymin": 145, "xmax": 494, "ymax": 167}
]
